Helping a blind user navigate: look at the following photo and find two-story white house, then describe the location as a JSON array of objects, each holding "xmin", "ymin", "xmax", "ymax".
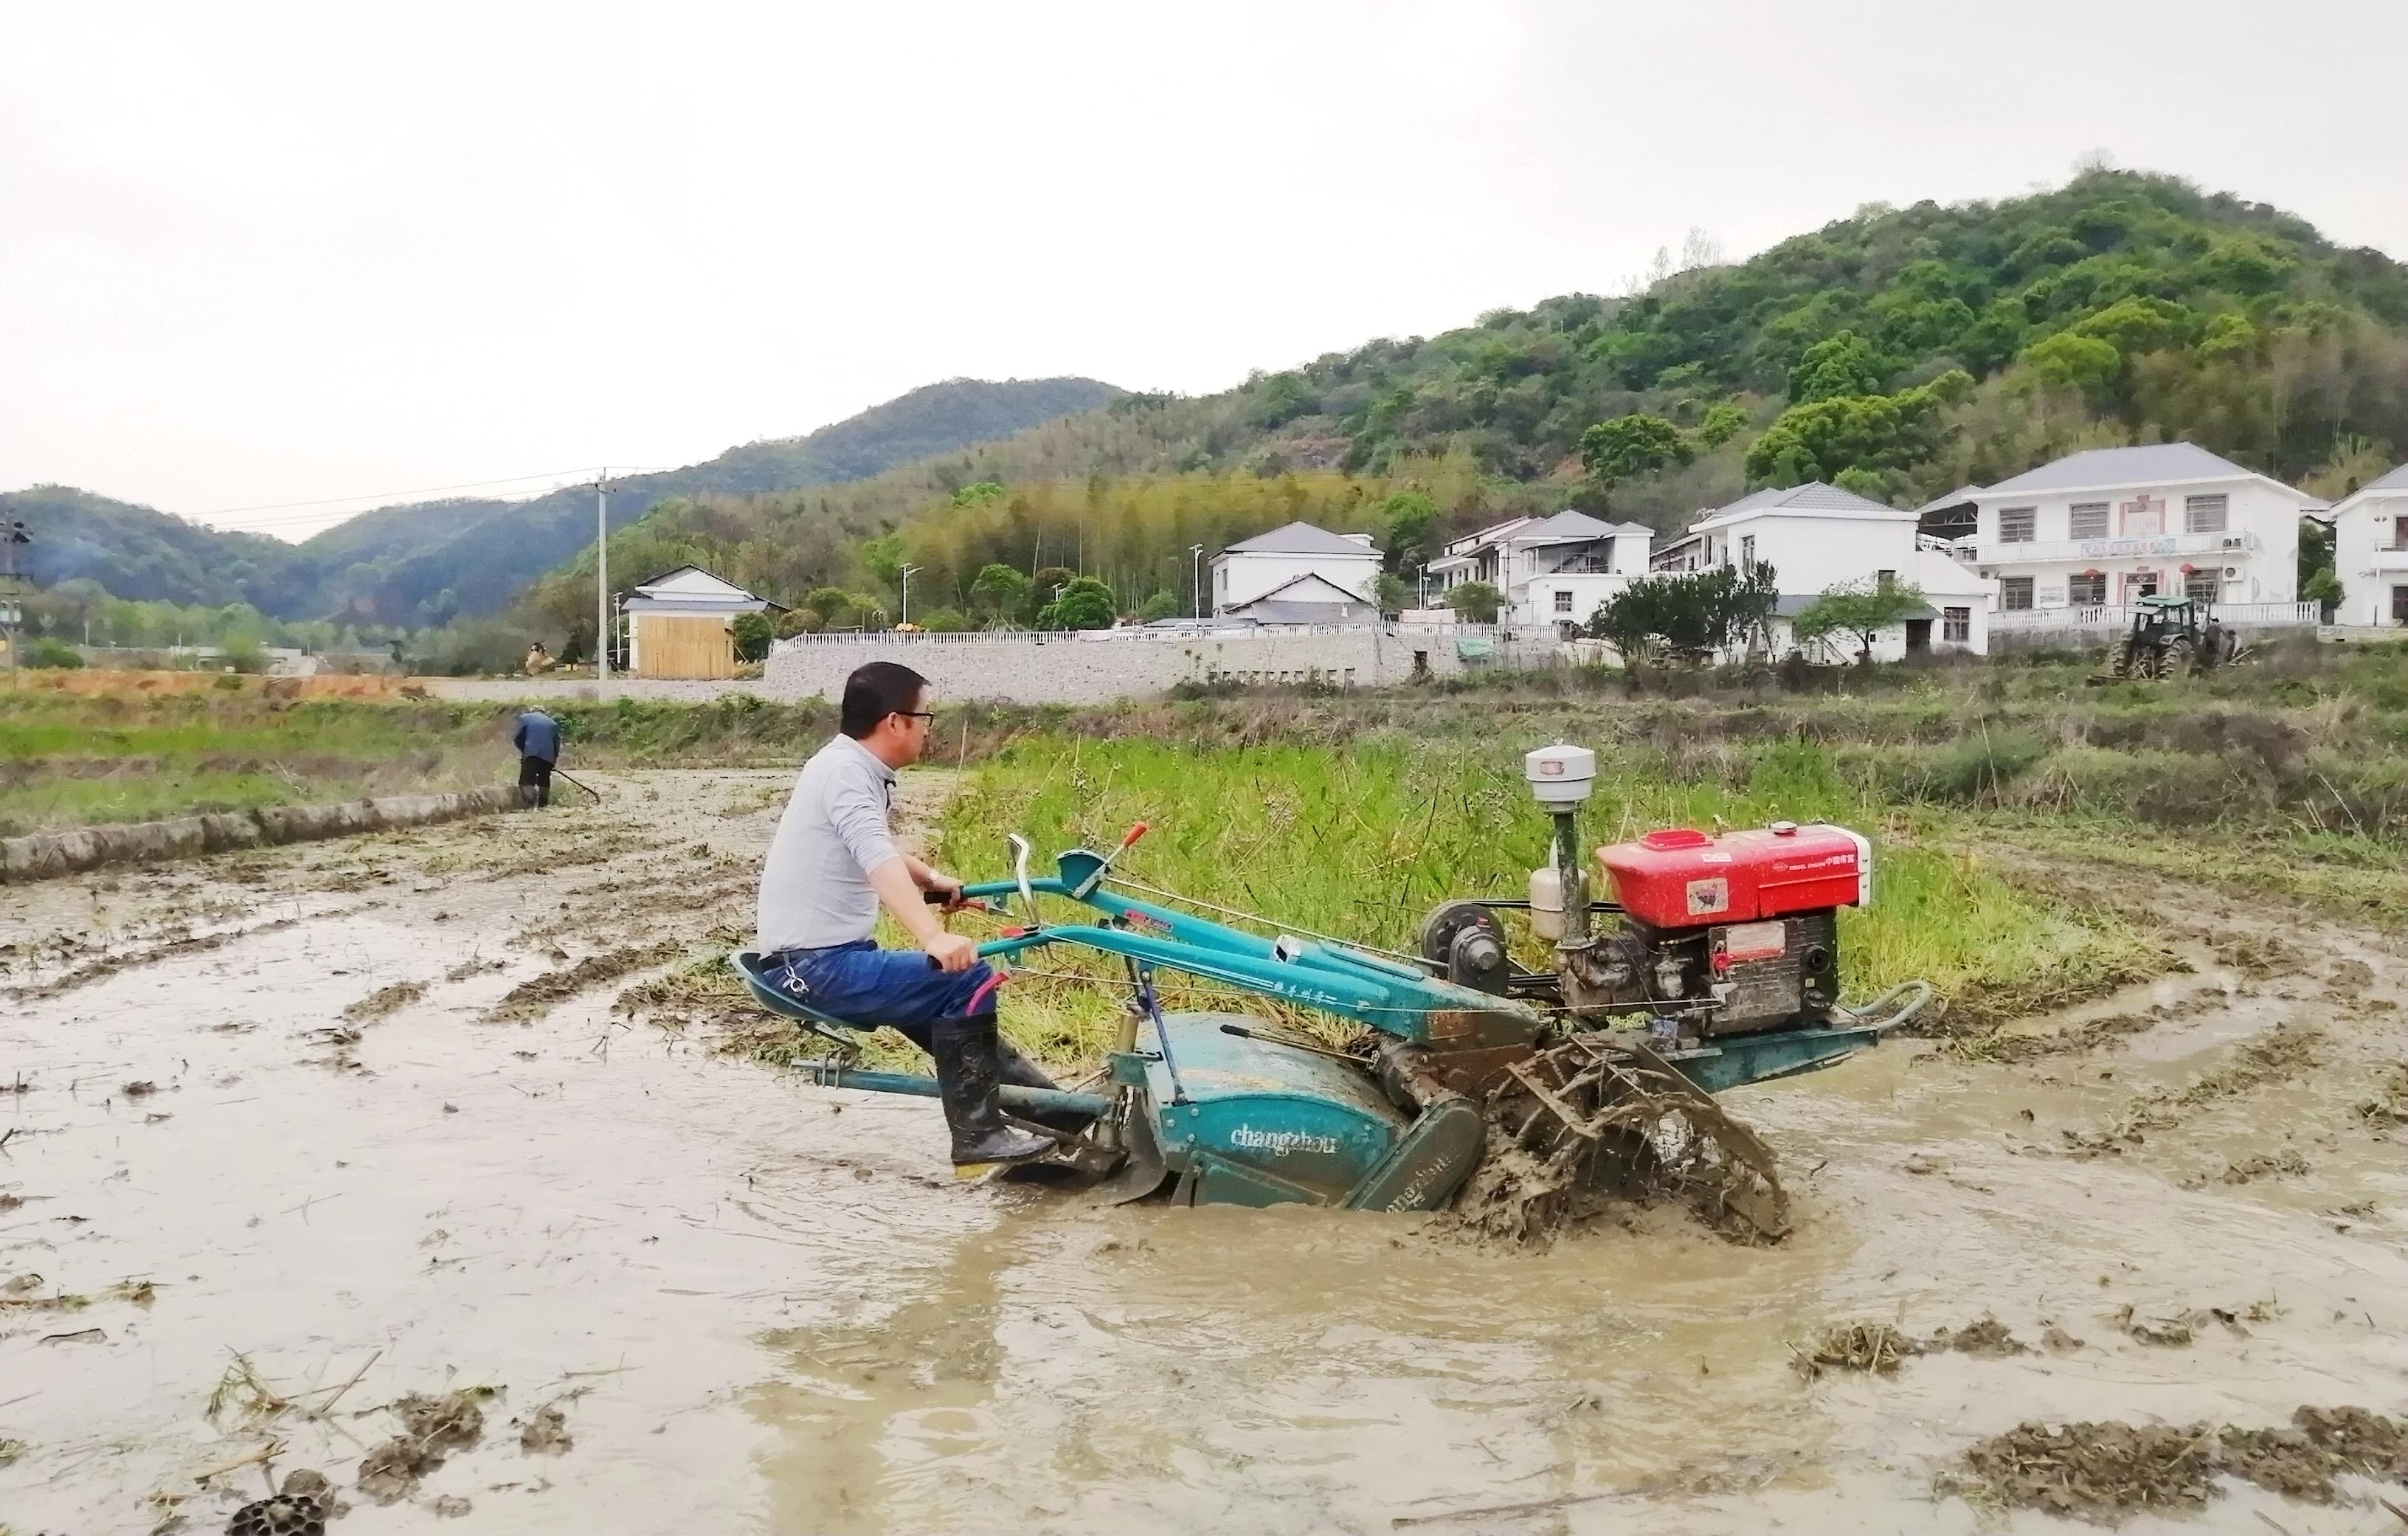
[
  {"xmin": 1210, "ymin": 522, "xmax": 1382, "ymax": 616},
  {"xmin": 1652, "ymin": 482, "xmax": 1993, "ymax": 658},
  {"xmin": 2329, "ymin": 463, "xmax": 2408, "ymax": 627},
  {"xmin": 1428, "ymin": 511, "xmax": 1653, "ymax": 632},
  {"xmin": 1958, "ymin": 443, "xmax": 2314, "ymax": 629}
]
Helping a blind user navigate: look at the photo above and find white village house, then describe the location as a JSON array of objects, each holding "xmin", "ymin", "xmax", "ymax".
[
  {"xmin": 2329, "ymin": 463, "xmax": 2408, "ymax": 628},
  {"xmin": 1651, "ymin": 482, "xmax": 1993, "ymax": 659},
  {"xmin": 1210, "ymin": 522, "xmax": 1382, "ymax": 617},
  {"xmin": 623, "ymin": 564, "xmax": 782, "ymax": 679},
  {"xmin": 1429, "ymin": 511, "xmax": 1653, "ymax": 632},
  {"xmin": 1954, "ymin": 443, "xmax": 2317, "ymax": 630}
]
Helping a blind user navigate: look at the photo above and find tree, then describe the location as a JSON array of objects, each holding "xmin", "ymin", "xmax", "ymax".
[
  {"xmin": 1374, "ymin": 571, "xmax": 1408, "ymax": 615},
  {"xmin": 949, "ymin": 482, "xmax": 1006, "ymax": 508},
  {"xmin": 775, "ymin": 609, "xmax": 822, "ymax": 637},
  {"xmin": 805, "ymin": 587, "xmax": 862, "ymax": 629},
  {"xmin": 1588, "ymin": 563, "xmax": 1778, "ymax": 663},
  {"xmin": 1743, "ymin": 370, "xmax": 1971, "ymax": 486},
  {"xmin": 1139, "ymin": 590, "xmax": 1179, "ymax": 622},
  {"xmin": 916, "ymin": 607, "xmax": 970, "ymax": 633},
  {"xmin": 1442, "ymin": 581, "xmax": 1503, "ymax": 623},
  {"xmin": 1038, "ymin": 577, "xmax": 1115, "ymax": 630},
  {"xmin": 1580, "ymin": 415, "xmax": 1691, "ymax": 485},
  {"xmin": 731, "ymin": 612, "xmax": 774, "ymax": 662},
  {"xmin": 969, "ymin": 562, "xmax": 1032, "ymax": 621},
  {"xmin": 1790, "ymin": 576, "xmax": 1930, "ymax": 663},
  {"xmin": 2302, "ymin": 568, "xmax": 2344, "ymax": 620},
  {"xmin": 2018, "ymin": 331, "xmax": 2122, "ymax": 398},
  {"xmin": 1692, "ymin": 401, "xmax": 1749, "ymax": 449},
  {"xmin": 1378, "ymin": 491, "xmax": 1436, "ymax": 571},
  {"xmin": 1786, "ymin": 331, "xmax": 1895, "ymax": 404}
]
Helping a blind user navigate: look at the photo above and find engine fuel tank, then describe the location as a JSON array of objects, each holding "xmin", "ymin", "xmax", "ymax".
[{"xmin": 1598, "ymin": 823, "xmax": 1871, "ymax": 928}]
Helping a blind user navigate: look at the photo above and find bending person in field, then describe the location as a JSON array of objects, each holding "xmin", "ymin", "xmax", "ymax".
[{"xmin": 753, "ymin": 661, "xmax": 1062, "ymax": 1166}]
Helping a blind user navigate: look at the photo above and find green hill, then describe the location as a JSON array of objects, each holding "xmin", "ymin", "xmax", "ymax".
[
  {"xmin": 525, "ymin": 168, "xmax": 2408, "ymax": 637},
  {"xmin": 1, "ymin": 376, "xmax": 1122, "ymax": 626}
]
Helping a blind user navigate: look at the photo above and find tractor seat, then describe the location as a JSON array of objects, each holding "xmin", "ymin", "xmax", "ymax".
[{"xmin": 731, "ymin": 949, "xmax": 876, "ymax": 1034}]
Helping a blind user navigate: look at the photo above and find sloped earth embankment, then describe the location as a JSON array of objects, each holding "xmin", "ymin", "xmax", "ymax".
[{"xmin": 1, "ymin": 768, "xmax": 2402, "ymax": 1534}]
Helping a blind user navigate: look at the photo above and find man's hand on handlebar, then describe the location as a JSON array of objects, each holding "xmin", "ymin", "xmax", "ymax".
[{"xmin": 925, "ymin": 931, "xmax": 979, "ymax": 972}]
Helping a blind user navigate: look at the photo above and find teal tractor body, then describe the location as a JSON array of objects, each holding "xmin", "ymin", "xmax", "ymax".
[{"xmin": 734, "ymin": 750, "xmax": 1928, "ymax": 1228}]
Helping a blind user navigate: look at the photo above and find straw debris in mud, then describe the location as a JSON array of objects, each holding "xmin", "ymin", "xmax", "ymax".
[
  {"xmin": 483, "ymin": 941, "xmax": 682, "ymax": 1021},
  {"xmin": 1929, "ymin": 1315, "xmax": 2030, "ymax": 1357},
  {"xmin": 1791, "ymin": 1321, "xmax": 1920, "ymax": 1380},
  {"xmin": 341, "ymin": 980, "xmax": 426, "ymax": 1022},
  {"xmin": 356, "ymin": 1387, "xmax": 491, "ymax": 1504},
  {"xmin": 1948, "ymin": 1420, "xmax": 2221, "ymax": 1522},
  {"xmin": 1949, "ymin": 1408, "xmax": 2408, "ymax": 1522}
]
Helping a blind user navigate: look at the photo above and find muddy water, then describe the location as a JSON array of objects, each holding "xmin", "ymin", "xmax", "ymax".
[{"xmin": 4, "ymin": 769, "xmax": 2405, "ymax": 1534}]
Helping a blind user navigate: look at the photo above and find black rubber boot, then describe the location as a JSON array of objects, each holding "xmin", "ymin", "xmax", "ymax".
[
  {"xmin": 994, "ymin": 1038, "xmax": 1094, "ymax": 1134},
  {"xmin": 930, "ymin": 1016, "xmax": 1054, "ymax": 1166}
]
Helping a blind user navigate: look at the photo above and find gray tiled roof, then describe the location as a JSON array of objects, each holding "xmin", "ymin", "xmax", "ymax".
[
  {"xmin": 1706, "ymin": 482, "xmax": 1906, "ymax": 519},
  {"xmin": 2363, "ymin": 463, "xmax": 2408, "ymax": 494},
  {"xmin": 1911, "ymin": 485, "xmax": 1985, "ymax": 516},
  {"xmin": 1512, "ymin": 510, "xmax": 1652, "ymax": 542},
  {"xmin": 1982, "ymin": 443, "xmax": 2283, "ymax": 495},
  {"xmin": 1222, "ymin": 520, "xmax": 1380, "ymax": 556}
]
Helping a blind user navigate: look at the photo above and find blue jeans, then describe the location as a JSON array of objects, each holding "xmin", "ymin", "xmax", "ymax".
[{"xmin": 767, "ymin": 940, "xmax": 1003, "ymax": 1047}]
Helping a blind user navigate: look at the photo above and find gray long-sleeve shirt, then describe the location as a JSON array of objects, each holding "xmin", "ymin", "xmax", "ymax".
[{"xmin": 755, "ymin": 734, "xmax": 902, "ymax": 952}]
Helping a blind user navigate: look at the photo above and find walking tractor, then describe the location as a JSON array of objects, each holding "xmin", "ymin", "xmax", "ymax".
[{"xmin": 735, "ymin": 744, "xmax": 1930, "ymax": 1239}]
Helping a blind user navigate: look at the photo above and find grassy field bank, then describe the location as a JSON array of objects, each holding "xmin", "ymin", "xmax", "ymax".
[{"xmin": 916, "ymin": 736, "xmax": 2176, "ymax": 1062}]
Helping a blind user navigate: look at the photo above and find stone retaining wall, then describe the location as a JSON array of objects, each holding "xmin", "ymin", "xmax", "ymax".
[{"xmin": 1, "ymin": 785, "xmax": 527, "ymax": 885}]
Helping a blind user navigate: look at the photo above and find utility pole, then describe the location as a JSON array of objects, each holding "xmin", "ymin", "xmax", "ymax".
[
  {"xmin": 899, "ymin": 564, "xmax": 921, "ymax": 629},
  {"xmin": 1190, "ymin": 544, "xmax": 1205, "ymax": 619},
  {"xmin": 595, "ymin": 470, "xmax": 610, "ymax": 686},
  {"xmin": 1, "ymin": 520, "xmax": 27, "ymax": 688}
]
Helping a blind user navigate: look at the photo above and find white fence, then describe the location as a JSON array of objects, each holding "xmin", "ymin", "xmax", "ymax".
[
  {"xmin": 769, "ymin": 622, "xmax": 1509, "ymax": 653},
  {"xmin": 1991, "ymin": 601, "xmax": 2318, "ymax": 632}
]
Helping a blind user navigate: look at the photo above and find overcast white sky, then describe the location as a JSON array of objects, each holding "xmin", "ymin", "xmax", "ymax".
[{"xmin": 6, "ymin": 0, "xmax": 2404, "ymax": 540}]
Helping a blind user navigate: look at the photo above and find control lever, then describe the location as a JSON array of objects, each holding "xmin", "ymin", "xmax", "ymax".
[
  {"xmin": 1068, "ymin": 820, "xmax": 1148, "ymax": 899},
  {"xmin": 1008, "ymin": 833, "xmax": 1039, "ymax": 926}
]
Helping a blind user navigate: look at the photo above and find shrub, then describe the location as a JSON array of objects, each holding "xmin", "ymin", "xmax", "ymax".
[{"xmin": 24, "ymin": 637, "xmax": 84, "ymax": 668}]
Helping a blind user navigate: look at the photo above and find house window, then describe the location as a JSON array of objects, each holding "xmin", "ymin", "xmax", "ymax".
[
  {"xmin": 1553, "ymin": 589, "xmax": 1574, "ymax": 614},
  {"xmin": 1942, "ymin": 606, "xmax": 1971, "ymax": 642},
  {"xmin": 2069, "ymin": 502, "xmax": 2110, "ymax": 539},
  {"xmin": 1876, "ymin": 569, "xmax": 1896, "ymax": 589},
  {"xmin": 2390, "ymin": 516, "xmax": 2408, "ymax": 553},
  {"xmin": 2184, "ymin": 568, "xmax": 2221, "ymax": 603},
  {"xmin": 2068, "ymin": 572, "xmax": 2108, "ymax": 605},
  {"xmin": 2184, "ymin": 494, "xmax": 2229, "ymax": 533},
  {"xmin": 1999, "ymin": 508, "xmax": 2037, "ymax": 543},
  {"xmin": 1740, "ymin": 534, "xmax": 1756, "ymax": 569},
  {"xmin": 2001, "ymin": 576, "xmax": 2035, "ymax": 610}
]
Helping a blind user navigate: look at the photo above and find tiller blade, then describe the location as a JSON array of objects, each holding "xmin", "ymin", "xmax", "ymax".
[{"xmin": 1450, "ymin": 1031, "xmax": 1790, "ymax": 1244}]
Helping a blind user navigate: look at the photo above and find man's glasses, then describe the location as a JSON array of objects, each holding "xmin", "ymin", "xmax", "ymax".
[{"xmin": 898, "ymin": 710, "xmax": 937, "ymax": 724}]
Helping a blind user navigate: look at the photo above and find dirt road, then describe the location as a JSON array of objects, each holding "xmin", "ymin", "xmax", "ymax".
[{"xmin": 4, "ymin": 769, "xmax": 2404, "ymax": 1533}]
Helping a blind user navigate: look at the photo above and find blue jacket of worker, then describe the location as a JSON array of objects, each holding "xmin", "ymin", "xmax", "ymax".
[{"xmin": 513, "ymin": 709, "xmax": 561, "ymax": 764}]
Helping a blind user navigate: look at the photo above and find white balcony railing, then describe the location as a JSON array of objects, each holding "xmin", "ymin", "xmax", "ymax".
[
  {"xmin": 1991, "ymin": 601, "xmax": 2318, "ymax": 632},
  {"xmin": 1952, "ymin": 530, "xmax": 2260, "ymax": 566}
]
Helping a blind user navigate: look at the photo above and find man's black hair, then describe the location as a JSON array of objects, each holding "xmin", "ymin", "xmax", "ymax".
[{"xmin": 840, "ymin": 661, "xmax": 927, "ymax": 738}]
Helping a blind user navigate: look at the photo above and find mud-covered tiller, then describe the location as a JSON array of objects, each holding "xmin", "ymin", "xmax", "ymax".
[{"xmin": 734, "ymin": 744, "xmax": 1928, "ymax": 1238}]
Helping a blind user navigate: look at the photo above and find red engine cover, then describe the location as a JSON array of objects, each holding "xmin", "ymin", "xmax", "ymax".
[{"xmin": 1597, "ymin": 823, "xmax": 1869, "ymax": 929}]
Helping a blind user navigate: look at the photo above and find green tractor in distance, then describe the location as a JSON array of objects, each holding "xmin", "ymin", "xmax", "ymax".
[{"xmin": 2091, "ymin": 593, "xmax": 2244, "ymax": 684}]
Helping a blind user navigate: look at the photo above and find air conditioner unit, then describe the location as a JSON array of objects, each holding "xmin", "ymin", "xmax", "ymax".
[
  {"xmin": 2224, "ymin": 567, "xmax": 2239, "ymax": 578},
  {"xmin": 2220, "ymin": 536, "xmax": 2245, "ymax": 550},
  {"xmin": 1977, "ymin": 569, "xmax": 1995, "ymax": 580}
]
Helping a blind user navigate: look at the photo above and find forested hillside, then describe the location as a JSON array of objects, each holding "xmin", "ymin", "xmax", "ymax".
[
  {"xmin": 1, "ymin": 376, "xmax": 1120, "ymax": 629},
  {"xmin": 522, "ymin": 169, "xmax": 2408, "ymax": 649}
]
